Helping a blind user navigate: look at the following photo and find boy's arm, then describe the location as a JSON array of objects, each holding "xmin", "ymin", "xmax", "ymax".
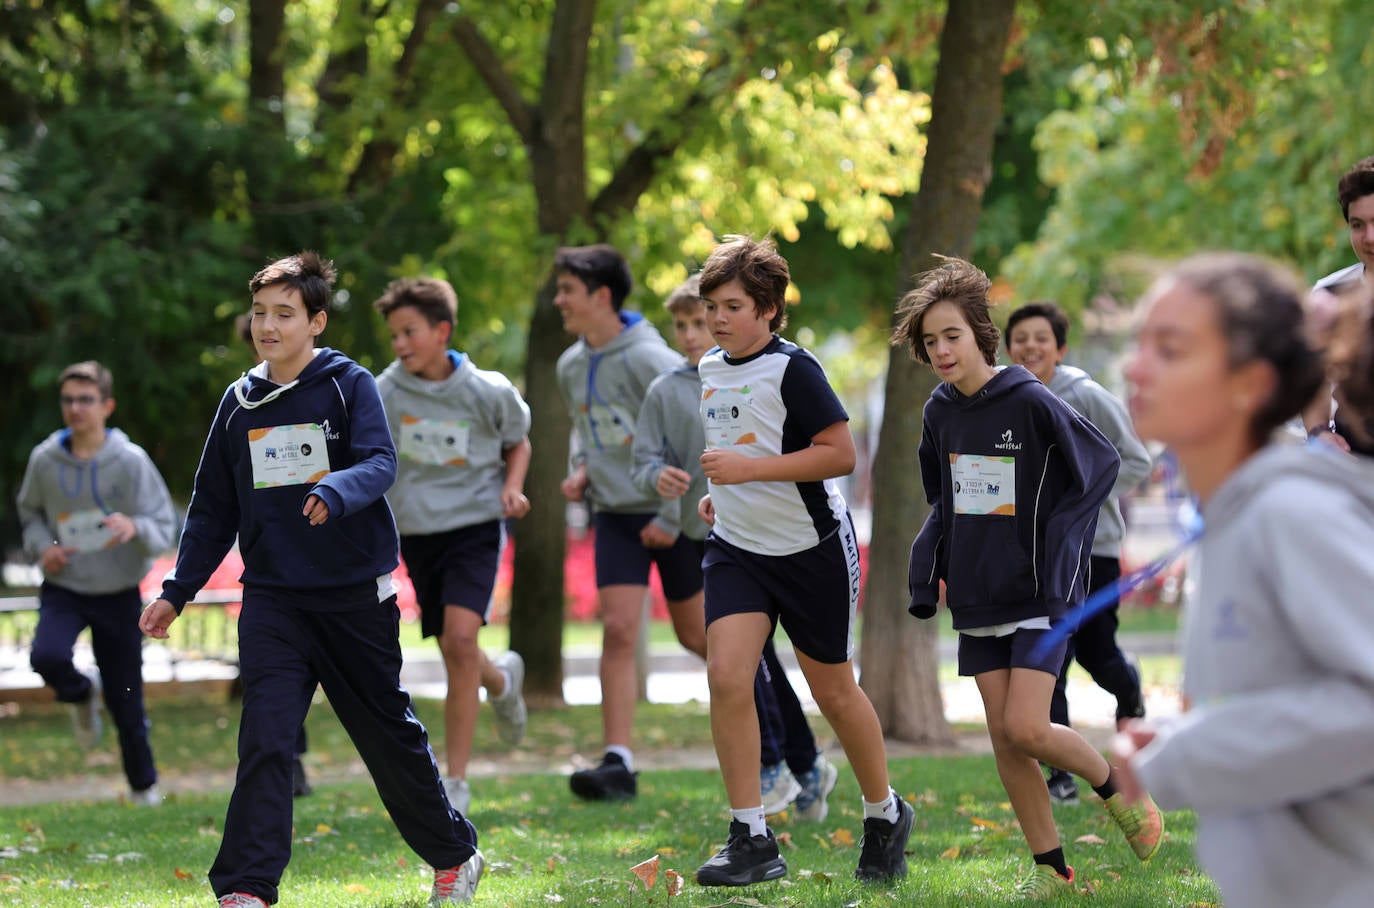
[
  {"xmin": 1041, "ymin": 399, "xmax": 1120, "ymax": 611},
  {"xmin": 629, "ymin": 382, "xmax": 682, "ymax": 536},
  {"xmin": 1072, "ymin": 381, "xmax": 1152, "ymax": 497},
  {"xmin": 124, "ymin": 450, "xmax": 178, "ymax": 556},
  {"xmin": 15, "ymin": 451, "xmax": 58, "ymax": 562},
  {"xmin": 908, "ymin": 414, "xmax": 945, "ymax": 618},
  {"xmin": 161, "ymin": 397, "xmax": 241, "ymax": 611},
  {"xmin": 309, "ymin": 370, "xmax": 398, "ymax": 518},
  {"xmin": 500, "ymin": 438, "xmax": 532, "ymax": 518}
]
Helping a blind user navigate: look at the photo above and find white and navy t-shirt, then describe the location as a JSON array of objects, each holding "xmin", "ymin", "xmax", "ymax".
[{"xmin": 699, "ymin": 336, "xmax": 850, "ymax": 556}]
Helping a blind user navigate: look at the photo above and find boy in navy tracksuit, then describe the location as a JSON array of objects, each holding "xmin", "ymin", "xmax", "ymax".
[
  {"xmin": 140, "ymin": 252, "xmax": 483, "ymax": 908},
  {"xmin": 895, "ymin": 256, "xmax": 1160, "ymax": 897}
]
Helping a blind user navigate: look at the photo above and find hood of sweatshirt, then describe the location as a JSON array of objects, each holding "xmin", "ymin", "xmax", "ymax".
[
  {"xmin": 1048, "ymin": 363, "xmax": 1092, "ymax": 396},
  {"xmin": 234, "ymin": 347, "xmax": 354, "ymax": 410},
  {"xmin": 928, "ymin": 363, "xmax": 1042, "ymax": 410},
  {"xmin": 1205, "ymin": 442, "xmax": 1374, "ymax": 533},
  {"xmin": 376, "ymin": 350, "xmax": 469, "ymax": 399}
]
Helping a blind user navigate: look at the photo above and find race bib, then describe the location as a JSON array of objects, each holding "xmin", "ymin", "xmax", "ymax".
[
  {"xmin": 701, "ymin": 386, "xmax": 759, "ymax": 447},
  {"xmin": 248, "ymin": 423, "xmax": 332, "ymax": 489},
  {"xmin": 56, "ymin": 509, "xmax": 117, "ymax": 553},
  {"xmin": 398, "ymin": 415, "xmax": 470, "ymax": 466},
  {"xmin": 583, "ymin": 400, "xmax": 634, "ymax": 448},
  {"xmin": 951, "ymin": 453, "xmax": 1016, "ymax": 515}
]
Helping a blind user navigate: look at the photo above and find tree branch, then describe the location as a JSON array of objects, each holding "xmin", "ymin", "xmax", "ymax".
[{"xmin": 451, "ymin": 14, "xmax": 536, "ymax": 145}]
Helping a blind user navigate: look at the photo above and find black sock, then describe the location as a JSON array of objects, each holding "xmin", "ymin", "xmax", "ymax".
[
  {"xmin": 1092, "ymin": 767, "xmax": 1118, "ymax": 801},
  {"xmin": 1033, "ymin": 847, "xmax": 1069, "ymax": 879}
]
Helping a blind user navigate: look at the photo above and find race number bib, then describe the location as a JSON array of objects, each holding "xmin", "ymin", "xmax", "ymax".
[
  {"xmin": 398, "ymin": 415, "xmax": 470, "ymax": 466},
  {"xmin": 701, "ymin": 386, "xmax": 759, "ymax": 446},
  {"xmin": 951, "ymin": 453, "xmax": 1016, "ymax": 515},
  {"xmin": 248, "ymin": 423, "xmax": 332, "ymax": 489},
  {"xmin": 583, "ymin": 401, "xmax": 634, "ymax": 448},
  {"xmin": 56, "ymin": 509, "xmax": 117, "ymax": 553}
]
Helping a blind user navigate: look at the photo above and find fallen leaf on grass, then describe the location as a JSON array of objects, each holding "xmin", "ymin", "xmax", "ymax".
[
  {"xmin": 774, "ymin": 831, "xmax": 793, "ymax": 849},
  {"xmin": 630, "ymin": 855, "xmax": 659, "ymax": 889},
  {"xmin": 939, "ymin": 846, "xmax": 961, "ymax": 860},
  {"xmin": 828, "ymin": 828, "xmax": 854, "ymax": 847},
  {"xmin": 343, "ymin": 883, "xmax": 370, "ymax": 894},
  {"xmin": 665, "ymin": 869, "xmax": 684, "ymax": 895},
  {"xmin": 1074, "ymin": 833, "xmax": 1106, "ymax": 845},
  {"xmin": 174, "ymin": 868, "xmax": 194, "ymax": 880}
]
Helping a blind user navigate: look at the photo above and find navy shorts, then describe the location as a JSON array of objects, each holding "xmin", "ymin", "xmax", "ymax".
[
  {"xmin": 400, "ymin": 520, "xmax": 504, "ymax": 638},
  {"xmin": 957, "ymin": 626, "xmax": 1067, "ymax": 677},
  {"xmin": 593, "ymin": 511, "xmax": 703, "ymax": 601},
  {"xmin": 702, "ymin": 518, "xmax": 862, "ymax": 666}
]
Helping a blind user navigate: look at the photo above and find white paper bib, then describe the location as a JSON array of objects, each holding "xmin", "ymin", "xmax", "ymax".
[
  {"xmin": 248, "ymin": 423, "xmax": 332, "ymax": 488},
  {"xmin": 398, "ymin": 415, "xmax": 471, "ymax": 466},
  {"xmin": 951, "ymin": 453, "xmax": 1016, "ymax": 515}
]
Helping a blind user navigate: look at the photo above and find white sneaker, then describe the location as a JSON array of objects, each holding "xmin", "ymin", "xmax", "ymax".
[
  {"xmin": 129, "ymin": 785, "xmax": 162, "ymax": 807},
  {"xmin": 71, "ymin": 670, "xmax": 103, "ymax": 750},
  {"xmin": 218, "ymin": 894, "xmax": 268, "ymax": 907},
  {"xmin": 489, "ymin": 651, "xmax": 527, "ymax": 746},
  {"xmin": 760, "ymin": 761, "xmax": 802, "ymax": 815},
  {"xmin": 443, "ymin": 776, "xmax": 471, "ymax": 815},
  {"xmin": 793, "ymin": 754, "xmax": 839, "ymax": 822},
  {"xmin": 431, "ymin": 850, "xmax": 485, "ymax": 905}
]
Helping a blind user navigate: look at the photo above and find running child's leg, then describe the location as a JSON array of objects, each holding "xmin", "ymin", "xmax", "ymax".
[
  {"xmin": 795, "ymin": 654, "xmax": 888, "ymax": 801},
  {"xmin": 706, "ymin": 611, "xmax": 773, "ymax": 808},
  {"xmin": 599, "ymin": 583, "xmax": 648, "ymax": 750},
  {"xmin": 976, "ymin": 668, "xmax": 1062, "ymax": 854},
  {"xmin": 657, "ymin": 533, "xmax": 708, "ymax": 659},
  {"xmin": 438, "ymin": 605, "xmax": 486, "ymax": 781},
  {"xmin": 87, "ymin": 588, "xmax": 157, "ymax": 792}
]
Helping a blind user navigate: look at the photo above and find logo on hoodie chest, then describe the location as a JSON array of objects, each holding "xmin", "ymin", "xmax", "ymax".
[{"xmin": 994, "ymin": 429, "xmax": 1022, "ymax": 451}]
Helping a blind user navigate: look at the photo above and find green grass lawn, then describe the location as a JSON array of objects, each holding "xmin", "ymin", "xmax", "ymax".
[{"xmin": 0, "ymin": 746, "xmax": 1216, "ymax": 907}]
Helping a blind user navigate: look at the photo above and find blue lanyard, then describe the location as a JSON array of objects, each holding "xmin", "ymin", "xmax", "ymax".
[
  {"xmin": 58, "ymin": 458, "xmax": 110, "ymax": 514},
  {"xmin": 1030, "ymin": 455, "xmax": 1202, "ymax": 661}
]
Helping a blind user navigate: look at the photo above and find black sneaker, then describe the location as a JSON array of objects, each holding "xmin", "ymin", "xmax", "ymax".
[
  {"xmin": 1046, "ymin": 768, "xmax": 1080, "ymax": 806},
  {"xmin": 696, "ymin": 821, "xmax": 787, "ymax": 886},
  {"xmin": 292, "ymin": 756, "xmax": 312, "ymax": 798},
  {"xmin": 569, "ymin": 752, "xmax": 637, "ymax": 801},
  {"xmin": 855, "ymin": 797, "xmax": 914, "ymax": 882},
  {"xmin": 1115, "ymin": 651, "xmax": 1147, "ymax": 729}
]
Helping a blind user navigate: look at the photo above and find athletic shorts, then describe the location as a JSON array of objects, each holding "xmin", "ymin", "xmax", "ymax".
[
  {"xmin": 592, "ymin": 511, "xmax": 704, "ymax": 601},
  {"xmin": 957, "ymin": 626, "xmax": 1067, "ymax": 677},
  {"xmin": 400, "ymin": 520, "xmax": 504, "ymax": 638},
  {"xmin": 701, "ymin": 517, "xmax": 861, "ymax": 666}
]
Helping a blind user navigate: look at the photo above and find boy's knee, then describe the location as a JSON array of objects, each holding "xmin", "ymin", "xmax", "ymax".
[{"xmin": 1003, "ymin": 715, "xmax": 1048, "ymax": 753}]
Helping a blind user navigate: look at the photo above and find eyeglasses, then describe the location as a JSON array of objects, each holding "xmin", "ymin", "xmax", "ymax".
[{"xmin": 60, "ymin": 395, "xmax": 102, "ymax": 408}]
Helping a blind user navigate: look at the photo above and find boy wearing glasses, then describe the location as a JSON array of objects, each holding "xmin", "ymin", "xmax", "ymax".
[{"xmin": 16, "ymin": 360, "xmax": 176, "ymax": 804}]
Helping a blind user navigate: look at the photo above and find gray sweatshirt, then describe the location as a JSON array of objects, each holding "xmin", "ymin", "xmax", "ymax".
[
  {"xmin": 556, "ymin": 313, "xmax": 684, "ymax": 524},
  {"xmin": 1048, "ymin": 365, "xmax": 1151, "ymax": 558},
  {"xmin": 631, "ymin": 366, "xmax": 709, "ymax": 541},
  {"xmin": 1135, "ymin": 444, "xmax": 1374, "ymax": 908},
  {"xmin": 17, "ymin": 427, "xmax": 177, "ymax": 595},
  {"xmin": 377, "ymin": 353, "xmax": 531, "ymax": 536}
]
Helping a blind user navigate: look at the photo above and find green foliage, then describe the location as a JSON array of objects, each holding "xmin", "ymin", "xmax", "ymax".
[{"xmin": 1003, "ymin": 0, "xmax": 1374, "ymax": 311}]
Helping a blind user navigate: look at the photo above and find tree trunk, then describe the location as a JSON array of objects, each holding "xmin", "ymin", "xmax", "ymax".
[
  {"xmin": 860, "ymin": 0, "xmax": 1017, "ymax": 744},
  {"xmin": 247, "ymin": 0, "xmax": 287, "ymax": 135},
  {"xmin": 510, "ymin": 277, "xmax": 574, "ymax": 706}
]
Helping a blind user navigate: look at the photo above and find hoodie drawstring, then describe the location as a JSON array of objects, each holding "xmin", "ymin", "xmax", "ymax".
[{"xmin": 234, "ymin": 373, "xmax": 300, "ymax": 410}]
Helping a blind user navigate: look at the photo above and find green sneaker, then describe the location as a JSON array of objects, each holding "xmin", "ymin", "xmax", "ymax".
[
  {"xmin": 1015, "ymin": 863, "xmax": 1074, "ymax": 899},
  {"xmin": 1103, "ymin": 792, "xmax": 1163, "ymax": 861}
]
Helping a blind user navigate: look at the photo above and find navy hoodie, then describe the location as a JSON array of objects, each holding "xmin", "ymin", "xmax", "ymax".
[
  {"xmin": 908, "ymin": 365, "xmax": 1119, "ymax": 630},
  {"xmin": 161, "ymin": 348, "xmax": 399, "ymax": 612}
]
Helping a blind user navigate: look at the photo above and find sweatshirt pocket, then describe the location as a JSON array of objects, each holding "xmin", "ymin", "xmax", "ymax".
[{"xmin": 946, "ymin": 516, "xmax": 1037, "ymax": 607}]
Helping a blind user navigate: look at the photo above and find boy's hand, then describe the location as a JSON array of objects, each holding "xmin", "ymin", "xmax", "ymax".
[
  {"xmin": 139, "ymin": 598, "xmax": 180, "ymax": 639},
  {"xmin": 697, "ymin": 494, "xmax": 715, "ymax": 525},
  {"xmin": 101, "ymin": 512, "xmax": 137, "ymax": 545},
  {"xmin": 39, "ymin": 544, "xmax": 74, "ymax": 574},
  {"xmin": 303, "ymin": 494, "xmax": 331, "ymax": 526},
  {"xmin": 700, "ymin": 449, "xmax": 753, "ymax": 485},
  {"xmin": 639, "ymin": 523, "xmax": 678, "ymax": 549},
  {"xmin": 1109, "ymin": 720, "xmax": 1158, "ymax": 805},
  {"xmin": 502, "ymin": 486, "xmax": 531, "ymax": 519},
  {"xmin": 655, "ymin": 465, "xmax": 692, "ymax": 500},
  {"xmin": 561, "ymin": 466, "xmax": 589, "ymax": 502}
]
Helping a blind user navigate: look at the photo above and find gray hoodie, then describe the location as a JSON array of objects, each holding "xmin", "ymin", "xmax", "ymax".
[
  {"xmin": 630, "ymin": 365, "xmax": 709, "ymax": 541},
  {"xmin": 1048, "ymin": 365, "xmax": 1151, "ymax": 558},
  {"xmin": 556, "ymin": 313, "xmax": 684, "ymax": 524},
  {"xmin": 17, "ymin": 427, "xmax": 177, "ymax": 595},
  {"xmin": 1135, "ymin": 444, "xmax": 1374, "ymax": 908},
  {"xmin": 377, "ymin": 353, "xmax": 531, "ymax": 536}
]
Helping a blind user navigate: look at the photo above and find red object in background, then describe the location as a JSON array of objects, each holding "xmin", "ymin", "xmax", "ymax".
[{"xmin": 142, "ymin": 531, "xmax": 871, "ymax": 624}]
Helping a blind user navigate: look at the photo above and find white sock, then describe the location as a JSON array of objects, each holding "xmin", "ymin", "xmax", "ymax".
[
  {"xmin": 863, "ymin": 788, "xmax": 900, "ymax": 823},
  {"xmin": 731, "ymin": 806, "xmax": 768, "ymax": 838},
  {"xmin": 606, "ymin": 745, "xmax": 634, "ymax": 770}
]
